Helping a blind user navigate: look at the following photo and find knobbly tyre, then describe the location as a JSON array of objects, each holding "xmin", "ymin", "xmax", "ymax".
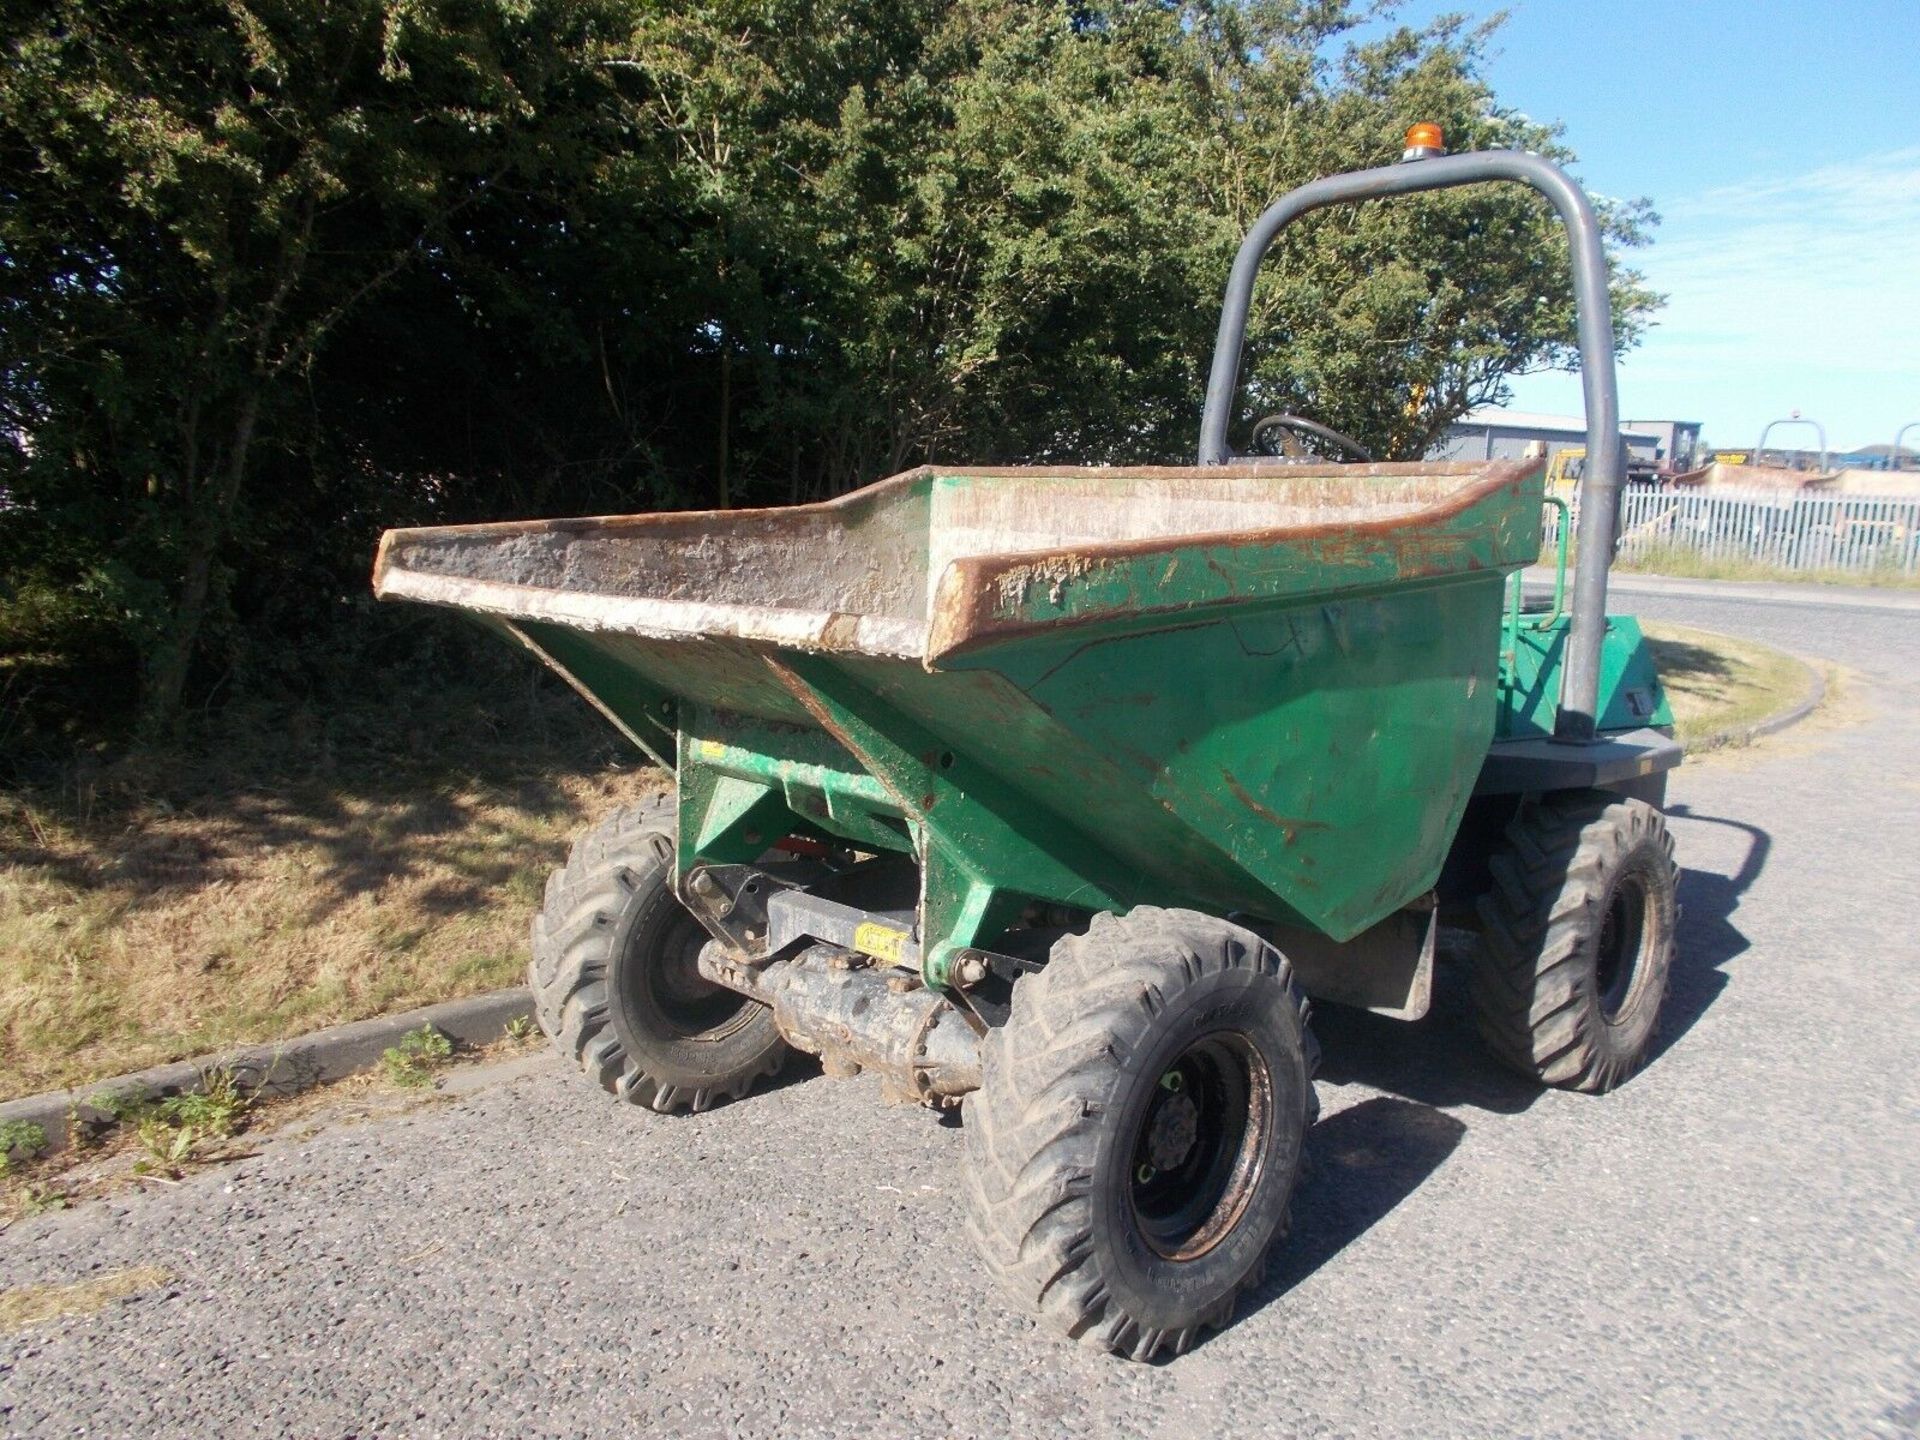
[{"xmin": 373, "ymin": 127, "xmax": 1682, "ymax": 1360}]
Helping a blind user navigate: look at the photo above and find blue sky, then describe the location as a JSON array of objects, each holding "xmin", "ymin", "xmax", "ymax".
[{"xmin": 1359, "ymin": 0, "xmax": 1918, "ymax": 453}]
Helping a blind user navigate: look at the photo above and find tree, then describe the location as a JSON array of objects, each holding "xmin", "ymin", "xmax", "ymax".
[
  {"xmin": 0, "ymin": 0, "xmax": 638, "ymax": 731},
  {"xmin": 1, "ymin": 0, "xmax": 1660, "ymax": 746},
  {"xmin": 587, "ymin": 1, "xmax": 1655, "ymax": 493}
]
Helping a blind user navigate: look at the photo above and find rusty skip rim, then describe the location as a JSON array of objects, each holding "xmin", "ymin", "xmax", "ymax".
[
  {"xmin": 923, "ymin": 458, "xmax": 1542, "ymax": 661},
  {"xmin": 371, "ymin": 459, "xmax": 1542, "ymax": 667}
]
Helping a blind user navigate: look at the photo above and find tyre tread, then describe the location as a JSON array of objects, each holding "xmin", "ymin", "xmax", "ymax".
[
  {"xmin": 1471, "ymin": 790, "xmax": 1677, "ymax": 1093},
  {"xmin": 963, "ymin": 906, "xmax": 1316, "ymax": 1361},
  {"xmin": 528, "ymin": 794, "xmax": 781, "ymax": 1113}
]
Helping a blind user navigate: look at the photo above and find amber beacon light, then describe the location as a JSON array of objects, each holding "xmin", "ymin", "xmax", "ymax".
[{"xmin": 1402, "ymin": 122, "xmax": 1446, "ymax": 160}]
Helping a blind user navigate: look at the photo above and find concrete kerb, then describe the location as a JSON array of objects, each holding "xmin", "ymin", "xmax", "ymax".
[{"xmin": 0, "ymin": 987, "xmax": 534, "ymax": 1160}]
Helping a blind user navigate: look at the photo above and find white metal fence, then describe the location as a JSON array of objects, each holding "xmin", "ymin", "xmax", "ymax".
[{"xmin": 1540, "ymin": 487, "xmax": 1920, "ymax": 577}]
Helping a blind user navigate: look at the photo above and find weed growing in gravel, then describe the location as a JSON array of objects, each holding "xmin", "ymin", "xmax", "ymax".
[
  {"xmin": 133, "ymin": 1117, "xmax": 206, "ymax": 1174},
  {"xmin": 381, "ymin": 1025, "xmax": 453, "ymax": 1088},
  {"xmin": 7, "ymin": 1182, "xmax": 69, "ymax": 1220},
  {"xmin": 0, "ymin": 1120, "xmax": 45, "ymax": 1176},
  {"xmin": 85, "ymin": 1067, "xmax": 256, "ymax": 1178},
  {"xmin": 504, "ymin": 1014, "xmax": 536, "ymax": 1044},
  {"xmin": 156, "ymin": 1067, "xmax": 250, "ymax": 1136}
]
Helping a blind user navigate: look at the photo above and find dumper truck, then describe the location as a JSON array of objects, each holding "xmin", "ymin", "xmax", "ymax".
[{"xmin": 374, "ymin": 127, "xmax": 1683, "ymax": 1359}]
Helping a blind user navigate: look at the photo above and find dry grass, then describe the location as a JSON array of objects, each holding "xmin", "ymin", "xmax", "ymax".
[
  {"xmin": 1545, "ymin": 547, "xmax": 1920, "ymax": 590},
  {"xmin": 1618, "ymin": 546, "xmax": 1920, "ymax": 589},
  {"xmin": 1, "ymin": 682, "xmax": 660, "ymax": 1102},
  {"xmin": 0, "ymin": 1265, "xmax": 173, "ymax": 1334},
  {"xmin": 1642, "ymin": 622, "xmax": 1814, "ymax": 750}
]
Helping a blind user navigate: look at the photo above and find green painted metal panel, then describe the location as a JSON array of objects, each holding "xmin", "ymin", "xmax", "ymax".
[
  {"xmin": 676, "ymin": 709, "xmax": 912, "ymax": 860},
  {"xmin": 1498, "ymin": 614, "xmax": 1673, "ymax": 740},
  {"xmin": 964, "ymin": 576, "xmax": 1506, "ymax": 938}
]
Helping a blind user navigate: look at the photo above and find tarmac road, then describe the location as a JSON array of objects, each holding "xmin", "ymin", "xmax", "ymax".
[{"xmin": 4, "ymin": 587, "xmax": 1918, "ymax": 1440}]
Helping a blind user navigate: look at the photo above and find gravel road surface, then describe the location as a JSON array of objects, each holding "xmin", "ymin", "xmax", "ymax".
[{"xmin": 4, "ymin": 589, "xmax": 1917, "ymax": 1439}]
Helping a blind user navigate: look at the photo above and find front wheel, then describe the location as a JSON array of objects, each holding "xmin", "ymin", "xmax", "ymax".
[
  {"xmin": 1471, "ymin": 790, "xmax": 1678, "ymax": 1092},
  {"xmin": 962, "ymin": 907, "xmax": 1317, "ymax": 1360},
  {"xmin": 529, "ymin": 797, "xmax": 785, "ymax": 1113}
]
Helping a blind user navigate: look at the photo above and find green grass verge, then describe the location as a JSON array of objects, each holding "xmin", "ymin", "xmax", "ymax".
[
  {"xmin": 1617, "ymin": 544, "xmax": 1920, "ymax": 589},
  {"xmin": 1642, "ymin": 622, "xmax": 1814, "ymax": 749}
]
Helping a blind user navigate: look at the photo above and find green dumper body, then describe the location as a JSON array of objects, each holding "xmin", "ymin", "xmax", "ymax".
[{"xmin": 375, "ymin": 458, "xmax": 1670, "ymax": 1002}]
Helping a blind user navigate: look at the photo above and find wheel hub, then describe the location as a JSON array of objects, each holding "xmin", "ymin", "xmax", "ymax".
[
  {"xmin": 1144, "ymin": 1090, "xmax": 1200, "ymax": 1172},
  {"xmin": 656, "ymin": 931, "xmax": 717, "ymax": 1009},
  {"xmin": 641, "ymin": 908, "xmax": 757, "ymax": 1039},
  {"xmin": 1128, "ymin": 1034, "xmax": 1274, "ymax": 1261}
]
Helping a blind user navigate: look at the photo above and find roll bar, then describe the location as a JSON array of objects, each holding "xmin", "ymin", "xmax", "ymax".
[
  {"xmin": 1197, "ymin": 147, "xmax": 1622, "ymax": 743},
  {"xmin": 1754, "ymin": 416, "xmax": 1828, "ymax": 473},
  {"xmin": 1896, "ymin": 422, "xmax": 1919, "ymax": 472}
]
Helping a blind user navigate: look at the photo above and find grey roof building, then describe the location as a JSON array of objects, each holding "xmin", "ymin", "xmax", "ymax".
[{"xmin": 1431, "ymin": 407, "xmax": 1667, "ymax": 465}]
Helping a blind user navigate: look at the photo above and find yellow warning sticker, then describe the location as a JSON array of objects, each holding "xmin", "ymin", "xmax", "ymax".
[
  {"xmin": 853, "ymin": 921, "xmax": 908, "ymax": 966},
  {"xmin": 696, "ymin": 738, "xmax": 726, "ymax": 760}
]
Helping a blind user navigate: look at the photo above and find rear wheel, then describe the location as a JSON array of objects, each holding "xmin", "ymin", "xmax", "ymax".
[
  {"xmin": 962, "ymin": 908, "xmax": 1317, "ymax": 1360},
  {"xmin": 530, "ymin": 796, "xmax": 785, "ymax": 1113},
  {"xmin": 1471, "ymin": 790, "xmax": 1678, "ymax": 1092}
]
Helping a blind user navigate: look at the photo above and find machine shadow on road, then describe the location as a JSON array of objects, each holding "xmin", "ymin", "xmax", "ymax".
[
  {"xmin": 1656, "ymin": 804, "xmax": 1770, "ymax": 1063},
  {"xmin": 1233, "ymin": 1096, "xmax": 1466, "ymax": 1331},
  {"xmin": 1308, "ymin": 974, "xmax": 1544, "ymax": 1116}
]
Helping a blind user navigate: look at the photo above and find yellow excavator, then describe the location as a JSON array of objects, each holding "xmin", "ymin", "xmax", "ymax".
[
  {"xmin": 1545, "ymin": 447, "xmax": 1584, "ymax": 495},
  {"xmin": 1548, "ymin": 445, "xmax": 1663, "ymax": 493}
]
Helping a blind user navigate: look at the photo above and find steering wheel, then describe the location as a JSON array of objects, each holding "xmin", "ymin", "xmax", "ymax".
[{"xmin": 1249, "ymin": 413, "xmax": 1373, "ymax": 463}]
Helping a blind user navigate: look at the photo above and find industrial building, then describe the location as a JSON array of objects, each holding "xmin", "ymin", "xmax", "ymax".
[{"xmin": 1433, "ymin": 407, "xmax": 1703, "ymax": 479}]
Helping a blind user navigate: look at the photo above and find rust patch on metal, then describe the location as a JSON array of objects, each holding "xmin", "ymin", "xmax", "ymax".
[
  {"xmin": 377, "ymin": 455, "xmax": 1541, "ymax": 681},
  {"xmin": 993, "ymin": 553, "xmax": 1097, "ymax": 611},
  {"xmin": 1220, "ymin": 769, "xmax": 1331, "ymax": 845},
  {"xmin": 821, "ymin": 611, "xmax": 863, "ymax": 650},
  {"xmin": 374, "ymin": 459, "xmax": 1513, "ymax": 587}
]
